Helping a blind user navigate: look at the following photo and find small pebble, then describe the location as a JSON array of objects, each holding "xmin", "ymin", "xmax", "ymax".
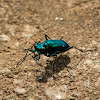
[
  {"xmin": 0, "ymin": 34, "xmax": 10, "ymax": 41},
  {"xmin": 24, "ymin": 25, "xmax": 37, "ymax": 33},
  {"xmin": 14, "ymin": 42, "xmax": 19, "ymax": 47},
  {"xmin": 0, "ymin": 68, "xmax": 11, "ymax": 74},
  {"xmin": 84, "ymin": 59, "xmax": 93, "ymax": 65},
  {"xmin": 95, "ymin": 77, "xmax": 100, "ymax": 87},
  {"xmin": 45, "ymin": 87, "xmax": 67, "ymax": 99},
  {"xmin": 43, "ymin": 56, "xmax": 49, "ymax": 61},
  {"xmin": 13, "ymin": 79, "xmax": 22, "ymax": 84},
  {"xmin": 8, "ymin": 26, "xmax": 15, "ymax": 36},
  {"xmin": 29, "ymin": 98, "xmax": 34, "ymax": 100},
  {"xmin": 60, "ymin": 18, "xmax": 63, "ymax": 20},
  {"xmin": 65, "ymin": 32, "xmax": 68, "ymax": 34},
  {"xmin": 60, "ymin": 85, "xmax": 68, "ymax": 92},
  {"xmin": 14, "ymin": 87, "xmax": 26, "ymax": 94},
  {"xmin": 91, "ymin": 40, "xmax": 97, "ymax": 44},
  {"xmin": 84, "ymin": 80, "xmax": 90, "ymax": 87},
  {"xmin": 93, "ymin": 52, "xmax": 98, "ymax": 57},
  {"xmin": 22, "ymin": 32, "xmax": 33, "ymax": 38},
  {"xmin": 55, "ymin": 17, "xmax": 59, "ymax": 20},
  {"xmin": 71, "ymin": 92, "xmax": 80, "ymax": 98},
  {"xmin": 29, "ymin": 60, "xmax": 36, "ymax": 66}
]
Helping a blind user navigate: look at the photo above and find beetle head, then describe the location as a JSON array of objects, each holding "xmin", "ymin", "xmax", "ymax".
[{"xmin": 34, "ymin": 42, "xmax": 44, "ymax": 51}]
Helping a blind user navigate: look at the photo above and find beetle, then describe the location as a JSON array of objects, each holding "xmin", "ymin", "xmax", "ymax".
[
  {"xmin": 16, "ymin": 34, "xmax": 97, "ymax": 77},
  {"xmin": 17, "ymin": 34, "xmax": 74, "ymax": 66}
]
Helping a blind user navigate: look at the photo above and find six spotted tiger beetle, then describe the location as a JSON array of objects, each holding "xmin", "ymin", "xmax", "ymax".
[{"xmin": 16, "ymin": 34, "xmax": 98, "ymax": 78}]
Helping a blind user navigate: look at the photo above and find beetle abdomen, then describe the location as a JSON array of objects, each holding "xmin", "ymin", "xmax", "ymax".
[{"xmin": 45, "ymin": 40, "xmax": 70, "ymax": 53}]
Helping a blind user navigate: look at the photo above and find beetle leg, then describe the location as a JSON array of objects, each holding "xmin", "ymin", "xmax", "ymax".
[
  {"xmin": 38, "ymin": 52, "xmax": 40, "ymax": 61},
  {"xmin": 52, "ymin": 56, "xmax": 57, "ymax": 79},
  {"xmin": 72, "ymin": 53, "xmax": 84, "ymax": 68},
  {"xmin": 61, "ymin": 54, "xmax": 75, "ymax": 79},
  {"xmin": 30, "ymin": 43, "xmax": 35, "ymax": 49},
  {"xmin": 16, "ymin": 52, "xmax": 33, "ymax": 67},
  {"xmin": 45, "ymin": 34, "xmax": 52, "ymax": 40}
]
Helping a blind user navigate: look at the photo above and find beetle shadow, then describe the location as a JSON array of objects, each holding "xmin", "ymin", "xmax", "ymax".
[{"xmin": 35, "ymin": 55, "xmax": 70, "ymax": 83}]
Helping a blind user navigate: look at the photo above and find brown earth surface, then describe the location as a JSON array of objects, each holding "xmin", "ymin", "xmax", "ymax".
[{"xmin": 0, "ymin": 0, "xmax": 100, "ymax": 100}]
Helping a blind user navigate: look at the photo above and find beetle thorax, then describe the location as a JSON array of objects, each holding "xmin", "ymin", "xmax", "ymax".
[{"xmin": 35, "ymin": 43, "xmax": 44, "ymax": 51}]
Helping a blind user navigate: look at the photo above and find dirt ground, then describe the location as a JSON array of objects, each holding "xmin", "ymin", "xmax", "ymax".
[{"xmin": 0, "ymin": 0, "xmax": 100, "ymax": 100}]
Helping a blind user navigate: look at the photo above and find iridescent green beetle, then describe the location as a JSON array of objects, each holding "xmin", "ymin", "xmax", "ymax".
[{"xmin": 17, "ymin": 34, "xmax": 97, "ymax": 77}]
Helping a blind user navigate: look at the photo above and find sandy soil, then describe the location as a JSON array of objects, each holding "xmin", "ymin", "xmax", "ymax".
[{"xmin": 0, "ymin": 0, "xmax": 100, "ymax": 100}]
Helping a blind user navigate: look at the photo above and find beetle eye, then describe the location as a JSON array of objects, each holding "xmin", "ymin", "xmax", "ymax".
[{"xmin": 36, "ymin": 42, "xmax": 38, "ymax": 44}]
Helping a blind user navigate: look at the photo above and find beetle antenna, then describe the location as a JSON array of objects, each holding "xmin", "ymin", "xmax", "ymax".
[
  {"xmin": 70, "ymin": 46, "xmax": 98, "ymax": 52},
  {"xmin": 16, "ymin": 42, "xmax": 36, "ymax": 67},
  {"xmin": 16, "ymin": 50, "xmax": 28, "ymax": 67},
  {"xmin": 16, "ymin": 50, "xmax": 33, "ymax": 67},
  {"xmin": 30, "ymin": 43, "xmax": 36, "ymax": 49},
  {"xmin": 45, "ymin": 34, "xmax": 52, "ymax": 40}
]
